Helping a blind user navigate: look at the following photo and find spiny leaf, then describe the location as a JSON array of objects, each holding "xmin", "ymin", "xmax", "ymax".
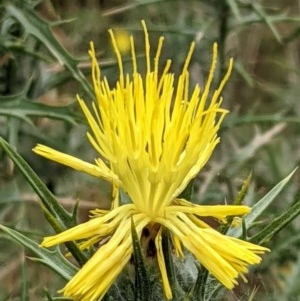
[
  {"xmin": 185, "ymin": 265, "xmax": 209, "ymax": 301},
  {"xmin": 219, "ymin": 173, "xmax": 252, "ymax": 235},
  {"xmin": 234, "ymin": 172, "xmax": 252, "ymax": 205},
  {"xmin": 6, "ymin": 3, "xmax": 93, "ymax": 99},
  {"xmin": 0, "ymin": 95, "xmax": 81, "ymax": 126},
  {"xmin": 0, "ymin": 224, "xmax": 78, "ymax": 280},
  {"xmin": 250, "ymin": 197, "xmax": 300, "ymax": 245},
  {"xmin": 0, "ymin": 137, "xmax": 88, "ymax": 265},
  {"xmin": 0, "ymin": 137, "xmax": 71, "ymax": 224},
  {"xmin": 227, "ymin": 168, "xmax": 297, "ymax": 238}
]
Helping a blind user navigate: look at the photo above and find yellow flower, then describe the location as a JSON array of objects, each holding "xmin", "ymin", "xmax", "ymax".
[
  {"xmin": 33, "ymin": 21, "xmax": 269, "ymax": 301},
  {"xmin": 112, "ymin": 28, "xmax": 131, "ymax": 54}
]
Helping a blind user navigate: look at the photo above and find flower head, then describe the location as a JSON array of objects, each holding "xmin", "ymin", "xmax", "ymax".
[{"xmin": 33, "ymin": 21, "xmax": 269, "ymax": 301}]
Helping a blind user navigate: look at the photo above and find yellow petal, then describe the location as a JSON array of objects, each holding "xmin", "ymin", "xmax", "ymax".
[
  {"xmin": 33, "ymin": 144, "xmax": 120, "ymax": 184},
  {"xmin": 167, "ymin": 199, "xmax": 251, "ymax": 219},
  {"xmin": 155, "ymin": 227, "xmax": 173, "ymax": 299},
  {"xmin": 156, "ymin": 212, "xmax": 269, "ymax": 290},
  {"xmin": 60, "ymin": 211, "xmax": 150, "ymax": 301},
  {"xmin": 41, "ymin": 204, "xmax": 136, "ymax": 247}
]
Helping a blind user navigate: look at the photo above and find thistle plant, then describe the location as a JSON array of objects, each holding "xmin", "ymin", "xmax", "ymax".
[
  {"xmin": 31, "ymin": 21, "xmax": 270, "ymax": 301},
  {"xmin": 1, "ymin": 2, "xmax": 300, "ymax": 301}
]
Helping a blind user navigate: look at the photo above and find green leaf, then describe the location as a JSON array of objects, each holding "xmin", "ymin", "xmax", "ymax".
[
  {"xmin": 233, "ymin": 61, "xmax": 255, "ymax": 87},
  {"xmin": 223, "ymin": 113, "xmax": 300, "ymax": 129},
  {"xmin": 250, "ymin": 197, "xmax": 300, "ymax": 245},
  {"xmin": 219, "ymin": 173, "xmax": 252, "ymax": 235},
  {"xmin": 44, "ymin": 287, "xmax": 73, "ymax": 300},
  {"xmin": 249, "ymin": 2, "xmax": 282, "ymax": 43},
  {"xmin": 0, "ymin": 137, "xmax": 88, "ymax": 266},
  {"xmin": 44, "ymin": 290, "xmax": 55, "ymax": 301},
  {"xmin": 6, "ymin": 3, "xmax": 93, "ymax": 99},
  {"xmin": 20, "ymin": 251, "xmax": 29, "ymax": 301},
  {"xmin": 227, "ymin": 168, "xmax": 297, "ymax": 238},
  {"xmin": 131, "ymin": 219, "xmax": 150, "ymax": 301},
  {"xmin": 0, "ymin": 94, "xmax": 81, "ymax": 126},
  {"xmin": 233, "ymin": 172, "xmax": 252, "ymax": 206},
  {"xmin": 161, "ymin": 229, "xmax": 182, "ymax": 299},
  {"xmin": 226, "ymin": 0, "xmax": 241, "ymax": 21},
  {"xmin": 0, "ymin": 224, "xmax": 78, "ymax": 280},
  {"xmin": 0, "ymin": 137, "xmax": 70, "ymax": 224},
  {"xmin": 185, "ymin": 265, "xmax": 208, "ymax": 301},
  {"xmin": 40, "ymin": 56, "xmax": 126, "ymax": 92},
  {"xmin": 232, "ymin": 12, "xmax": 300, "ymax": 29}
]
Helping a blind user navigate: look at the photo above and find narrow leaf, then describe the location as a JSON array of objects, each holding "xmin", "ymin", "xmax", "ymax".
[
  {"xmin": 234, "ymin": 172, "xmax": 252, "ymax": 205},
  {"xmin": 226, "ymin": 0, "xmax": 241, "ymax": 21},
  {"xmin": 0, "ymin": 95, "xmax": 81, "ymax": 125},
  {"xmin": 6, "ymin": 3, "xmax": 93, "ymax": 99},
  {"xmin": 228, "ymin": 168, "xmax": 297, "ymax": 238},
  {"xmin": 20, "ymin": 252, "xmax": 29, "ymax": 301},
  {"xmin": 185, "ymin": 265, "xmax": 208, "ymax": 301},
  {"xmin": 250, "ymin": 197, "xmax": 300, "ymax": 245},
  {"xmin": 0, "ymin": 224, "xmax": 78, "ymax": 280},
  {"xmin": 250, "ymin": 2, "xmax": 282, "ymax": 43},
  {"xmin": 220, "ymin": 173, "xmax": 250, "ymax": 235},
  {"xmin": 161, "ymin": 229, "xmax": 178, "ymax": 298},
  {"xmin": 0, "ymin": 137, "xmax": 71, "ymax": 224},
  {"xmin": 131, "ymin": 219, "xmax": 150, "ymax": 301},
  {"xmin": 0, "ymin": 137, "xmax": 88, "ymax": 265}
]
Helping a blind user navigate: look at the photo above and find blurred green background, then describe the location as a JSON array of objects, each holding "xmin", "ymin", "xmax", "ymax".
[{"xmin": 1, "ymin": 0, "xmax": 300, "ymax": 300}]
